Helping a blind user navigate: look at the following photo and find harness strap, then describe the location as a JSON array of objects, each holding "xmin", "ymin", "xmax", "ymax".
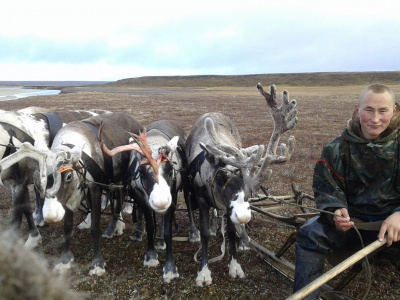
[
  {"xmin": 147, "ymin": 128, "xmax": 174, "ymax": 140},
  {"xmin": 83, "ymin": 121, "xmax": 114, "ymax": 184},
  {"xmin": 38, "ymin": 113, "xmax": 63, "ymax": 146},
  {"xmin": 187, "ymin": 151, "xmax": 206, "ymax": 180},
  {"xmin": 133, "ymin": 171, "xmax": 149, "ymax": 200},
  {"xmin": 63, "ymin": 143, "xmax": 107, "ymax": 184},
  {"xmin": 60, "ymin": 162, "xmax": 83, "ymax": 174},
  {"xmin": 126, "ymin": 151, "xmax": 141, "ymax": 183},
  {"xmin": 0, "ymin": 121, "xmax": 34, "ymax": 145}
]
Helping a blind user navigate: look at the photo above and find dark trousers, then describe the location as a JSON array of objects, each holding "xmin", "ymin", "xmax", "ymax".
[{"xmin": 293, "ymin": 216, "xmax": 381, "ymax": 299}]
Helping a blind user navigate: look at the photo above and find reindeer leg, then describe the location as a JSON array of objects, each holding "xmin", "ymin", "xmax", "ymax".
[
  {"xmin": 89, "ymin": 189, "xmax": 106, "ymax": 276},
  {"xmin": 11, "ymin": 184, "xmax": 24, "ymax": 232},
  {"xmin": 33, "ymin": 185, "xmax": 45, "ymax": 227},
  {"xmin": 196, "ymin": 197, "xmax": 212, "ymax": 287},
  {"xmin": 130, "ymin": 207, "xmax": 145, "ymax": 242},
  {"xmin": 184, "ymin": 181, "xmax": 200, "ymax": 242},
  {"xmin": 236, "ymin": 223, "xmax": 250, "ymax": 251},
  {"xmin": 210, "ymin": 208, "xmax": 218, "ymax": 237},
  {"xmin": 142, "ymin": 205, "xmax": 159, "ymax": 267},
  {"xmin": 17, "ymin": 183, "xmax": 43, "ymax": 249},
  {"xmin": 227, "ymin": 217, "xmax": 245, "ymax": 279},
  {"xmin": 10, "ymin": 183, "xmax": 42, "ymax": 249},
  {"xmin": 102, "ymin": 190, "xmax": 124, "ymax": 238},
  {"xmin": 155, "ymin": 214, "xmax": 166, "ymax": 250},
  {"xmin": 23, "ymin": 194, "xmax": 42, "ymax": 249},
  {"xmin": 53, "ymin": 208, "xmax": 75, "ymax": 274},
  {"xmin": 162, "ymin": 196, "xmax": 179, "ymax": 283},
  {"xmin": 113, "ymin": 191, "xmax": 125, "ymax": 236}
]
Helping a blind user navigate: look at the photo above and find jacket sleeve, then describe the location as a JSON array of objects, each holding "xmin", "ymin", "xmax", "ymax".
[{"xmin": 312, "ymin": 138, "xmax": 348, "ymax": 213}]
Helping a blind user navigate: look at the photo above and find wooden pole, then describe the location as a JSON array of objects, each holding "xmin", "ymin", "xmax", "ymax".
[{"xmin": 287, "ymin": 237, "xmax": 387, "ymax": 300}]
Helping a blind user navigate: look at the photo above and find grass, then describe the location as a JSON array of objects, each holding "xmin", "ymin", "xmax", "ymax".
[{"xmin": 1, "ymin": 78, "xmax": 400, "ymax": 299}]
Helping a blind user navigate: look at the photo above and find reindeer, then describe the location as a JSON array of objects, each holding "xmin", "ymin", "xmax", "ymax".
[
  {"xmin": 101, "ymin": 120, "xmax": 199, "ymax": 282},
  {"xmin": 6, "ymin": 112, "xmax": 144, "ymax": 276},
  {"xmin": 184, "ymin": 84, "xmax": 297, "ymax": 286},
  {"xmin": 0, "ymin": 108, "xmax": 109, "ymax": 248}
]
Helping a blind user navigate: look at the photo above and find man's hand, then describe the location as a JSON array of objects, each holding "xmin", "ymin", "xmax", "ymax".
[
  {"xmin": 333, "ymin": 208, "xmax": 354, "ymax": 232},
  {"xmin": 378, "ymin": 211, "xmax": 400, "ymax": 246}
]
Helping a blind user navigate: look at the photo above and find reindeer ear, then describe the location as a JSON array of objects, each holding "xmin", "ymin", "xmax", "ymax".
[
  {"xmin": 69, "ymin": 143, "xmax": 85, "ymax": 165},
  {"xmin": 167, "ymin": 136, "xmax": 179, "ymax": 153}
]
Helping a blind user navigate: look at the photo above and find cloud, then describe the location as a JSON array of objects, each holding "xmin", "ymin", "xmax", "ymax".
[{"xmin": 1, "ymin": 0, "xmax": 400, "ymax": 80}]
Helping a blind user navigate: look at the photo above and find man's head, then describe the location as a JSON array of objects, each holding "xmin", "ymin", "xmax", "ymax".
[{"xmin": 355, "ymin": 84, "xmax": 396, "ymax": 141}]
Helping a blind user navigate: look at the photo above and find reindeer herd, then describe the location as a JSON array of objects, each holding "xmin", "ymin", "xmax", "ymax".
[{"xmin": 0, "ymin": 84, "xmax": 297, "ymax": 286}]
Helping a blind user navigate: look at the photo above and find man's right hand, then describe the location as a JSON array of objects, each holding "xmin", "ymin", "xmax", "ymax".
[
  {"xmin": 333, "ymin": 208, "xmax": 354, "ymax": 232},
  {"xmin": 378, "ymin": 211, "xmax": 400, "ymax": 246}
]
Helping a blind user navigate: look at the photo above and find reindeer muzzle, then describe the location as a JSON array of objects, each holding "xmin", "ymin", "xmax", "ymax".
[
  {"xmin": 230, "ymin": 197, "xmax": 251, "ymax": 225},
  {"xmin": 42, "ymin": 197, "xmax": 65, "ymax": 223}
]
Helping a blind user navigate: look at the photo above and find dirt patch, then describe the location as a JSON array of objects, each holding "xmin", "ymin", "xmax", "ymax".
[{"xmin": 1, "ymin": 84, "xmax": 400, "ymax": 299}]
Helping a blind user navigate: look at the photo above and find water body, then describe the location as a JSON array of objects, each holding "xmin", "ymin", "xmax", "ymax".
[
  {"xmin": 0, "ymin": 88, "xmax": 60, "ymax": 101},
  {"xmin": 15, "ymin": 89, "xmax": 60, "ymax": 99}
]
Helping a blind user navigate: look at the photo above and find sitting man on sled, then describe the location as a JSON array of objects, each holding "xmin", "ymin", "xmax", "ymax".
[{"xmin": 293, "ymin": 84, "xmax": 400, "ymax": 299}]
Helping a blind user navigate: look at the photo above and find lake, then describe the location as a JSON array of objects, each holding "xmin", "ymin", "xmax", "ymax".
[{"xmin": 0, "ymin": 87, "xmax": 61, "ymax": 101}]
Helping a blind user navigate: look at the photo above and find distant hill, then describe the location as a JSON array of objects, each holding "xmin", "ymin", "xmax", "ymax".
[{"xmin": 106, "ymin": 71, "xmax": 400, "ymax": 88}]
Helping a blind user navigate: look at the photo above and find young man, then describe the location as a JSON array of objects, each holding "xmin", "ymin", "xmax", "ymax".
[{"xmin": 293, "ymin": 84, "xmax": 400, "ymax": 299}]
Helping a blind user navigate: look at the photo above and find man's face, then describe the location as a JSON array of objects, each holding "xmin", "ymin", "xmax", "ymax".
[{"xmin": 355, "ymin": 91, "xmax": 396, "ymax": 141}]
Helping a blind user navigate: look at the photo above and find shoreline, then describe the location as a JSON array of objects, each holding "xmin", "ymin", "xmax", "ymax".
[{"xmin": 0, "ymin": 87, "xmax": 60, "ymax": 101}]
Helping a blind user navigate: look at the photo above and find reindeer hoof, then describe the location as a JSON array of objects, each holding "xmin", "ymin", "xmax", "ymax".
[
  {"xmin": 195, "ymin": 280, "xmax": 212, "ymax": 287},
  {"xmin": 89, "ymin": 266, "xmax": 106, "ymax": 276}
]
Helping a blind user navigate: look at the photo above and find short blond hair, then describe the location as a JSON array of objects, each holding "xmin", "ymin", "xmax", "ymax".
[{"xmin": 358, "ymin": 84, "xmax": 396, "ymax": 107}]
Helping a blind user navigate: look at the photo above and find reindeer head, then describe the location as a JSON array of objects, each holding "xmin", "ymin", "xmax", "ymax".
[
  {"xmin": 101, "ymin": 131, "xmax": 179, "ymax": 214},
  {"xmin": 198, "ymin": 117, "xmax": 265, "ymax": 224},
  {"xmin": 42, "ymin": 143, "xmax": 85, "ymax": 222}
]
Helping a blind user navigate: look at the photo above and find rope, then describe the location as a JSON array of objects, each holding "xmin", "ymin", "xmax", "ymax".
[
  {"xmin": 0, "ymin": 143, "xmax": 19, "ymax": 149},
  {"xmin": 255, "ymin": 189, "xmax": 375, "ymax": 300},
  {"xmin": 194, "ymin": 214, "xmax": 226, "ymax": 264}
]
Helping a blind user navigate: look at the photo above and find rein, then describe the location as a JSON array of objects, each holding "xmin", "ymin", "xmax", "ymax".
[
  {"xmin": 0, "ymin": 143, "xmax": 19, "ymax": 149},
  {"xmin": 256, "ymin": 185, "xmax": 374, "ymax": 300},
  {"xmin": 210, "ymin": 167, "xmax": 240, "ymax": 193}
]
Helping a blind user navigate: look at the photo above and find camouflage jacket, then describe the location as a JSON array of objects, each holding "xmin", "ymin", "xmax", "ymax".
[{"xmin": 313, "ymin": 108, "xmax": 400, "ymax": 221}]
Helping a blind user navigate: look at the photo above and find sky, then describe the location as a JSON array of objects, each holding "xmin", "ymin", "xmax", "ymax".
[{"xmin": 1, "ymin": 0, "xmax": 399, "ymax": 81}]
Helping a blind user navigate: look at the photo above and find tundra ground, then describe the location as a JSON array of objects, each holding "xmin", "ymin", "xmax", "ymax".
[{"xmin": 1, "ymin": 84, "xmax": 400, "ymax": 299}]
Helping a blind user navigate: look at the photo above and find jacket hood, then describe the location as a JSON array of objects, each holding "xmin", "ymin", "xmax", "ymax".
[{"xmin": 344, "ymin": 102, "xmax": 400, "ymax": 143}]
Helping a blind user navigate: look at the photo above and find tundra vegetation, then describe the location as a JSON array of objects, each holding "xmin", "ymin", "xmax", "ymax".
[{"xmin": 1, "ymin": 74, "xmax": 400, "ymax": 299}]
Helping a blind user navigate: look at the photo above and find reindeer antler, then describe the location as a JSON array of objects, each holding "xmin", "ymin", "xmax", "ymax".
[
  {"xmin": 100, "ymin": 127, "xmax": 161, "ymax": 183},
  {"xmin": 257, "ymin": 83, "xmax": 297, "ymax": 162},
  {"xmin": 101, "ymin": 142, "xmax": 144, "ymax": 157},
  {"xmin": 99, "ymin": 122, "xmax": 145, "ymax": 157},
  {"xmin": 201, "ymin": 118, "xmax": 265, "ymax": 169},
  {"xmin": 243, "ymin": 84, "xmax": 297, "ymax": 196},
  {"xmin": 128, "ymin": 132, "xmax": 160, "ymax": 184}
]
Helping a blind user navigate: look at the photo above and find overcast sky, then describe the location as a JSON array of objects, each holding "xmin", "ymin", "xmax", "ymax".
[{"xmin": 1, "ymin": 0, "xmax": 399, "ymax": 81}]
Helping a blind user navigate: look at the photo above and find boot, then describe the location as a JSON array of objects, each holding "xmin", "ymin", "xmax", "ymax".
[{"xmin": 293, "ymin": 243, "xmax": 325, "ymax": 299}]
